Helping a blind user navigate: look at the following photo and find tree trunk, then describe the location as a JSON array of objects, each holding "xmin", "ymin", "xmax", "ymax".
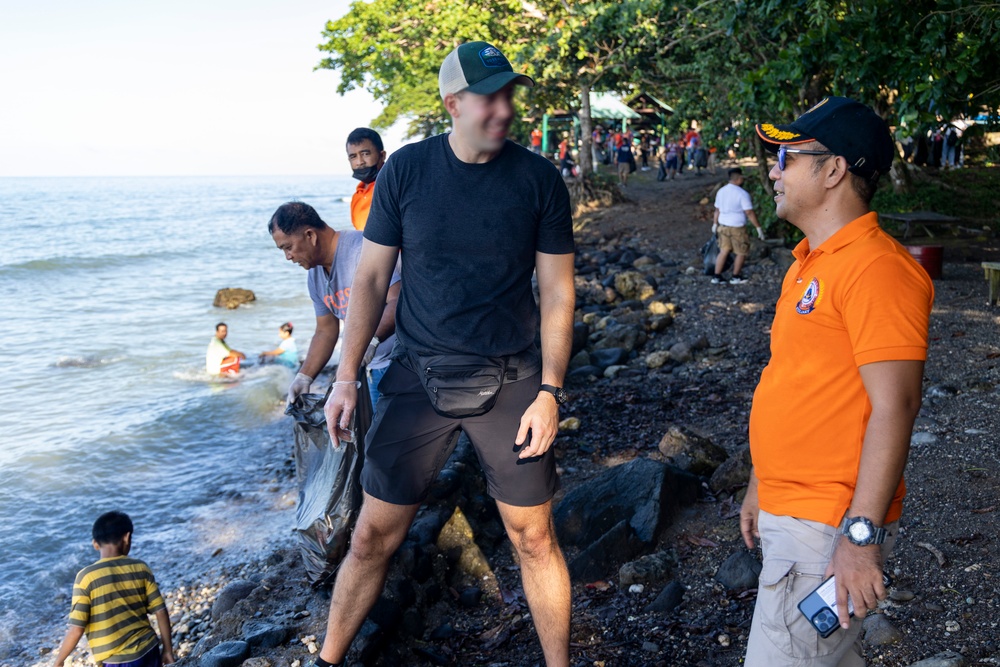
[
  {"xmin": 889, "ymin": 145, "xmax": 914, "ymax": 194},
  {"xmin": 579, "ymin": 82, "xmax": 593, "ymax": 178},
  {"xmin": 753, "ymin": 134, "xmax": 773, "ymax": 196}
]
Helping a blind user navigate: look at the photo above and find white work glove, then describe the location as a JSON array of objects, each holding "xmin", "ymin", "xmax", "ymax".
[
  {"xmin": 287, "ymin": 372, "xmax": 314, "ymax": 404},
  {"xmin": 711, "ymin": 223, "xmax": 719, "ymax": 234},
  {"xmin": 361, "ymin": 335, "xmax": 380, "ymax": 367},
  {"xmin": 756, "ymin": 226, "xmax": 766, "ymax": 240}
]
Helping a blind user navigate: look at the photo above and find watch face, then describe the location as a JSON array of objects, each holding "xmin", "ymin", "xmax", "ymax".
[{"xmin": 848, "ymin": 521, "xmax": 872, "ymax": 542}]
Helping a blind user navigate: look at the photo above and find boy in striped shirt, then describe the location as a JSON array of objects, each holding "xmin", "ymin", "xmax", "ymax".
[{"xmin": 54, "ymin": 511, "xmax": 174, "ymax": 667}]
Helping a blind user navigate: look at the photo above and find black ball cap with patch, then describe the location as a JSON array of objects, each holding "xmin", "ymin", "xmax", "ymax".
[
  {"xmin": 755, "ymin": 96, "xmax": 895, "ymax": 182},
  {"xmin": 438, "ymin": 41, "xmax": 534, "ymax": 98}
]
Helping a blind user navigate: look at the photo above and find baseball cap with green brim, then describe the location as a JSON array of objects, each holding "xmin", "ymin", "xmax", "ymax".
[
  {"xmin": 754, "ymin": 96, "xmax": 895, "ymax": 183},
  {"xmin": 438, "ymin": 41, "xmax": 534, "ymax": 98}
]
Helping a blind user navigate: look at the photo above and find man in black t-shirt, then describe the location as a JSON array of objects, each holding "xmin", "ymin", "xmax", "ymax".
[{"xmin": 314, "ymin": 42, "xmax": 576, "ymax": 667}]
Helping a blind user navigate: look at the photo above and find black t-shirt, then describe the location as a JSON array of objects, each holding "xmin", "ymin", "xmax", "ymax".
[{"xmin": 364, "ymin": 134, "xmax": 574, "ymax": 357}]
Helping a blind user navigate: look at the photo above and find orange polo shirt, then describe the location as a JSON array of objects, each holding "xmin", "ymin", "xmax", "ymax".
[
  {"xmin": 749, "ymin": 212, "xmax": 934, "ymax": 527},
  {"xmin": 350, "ymin": 180, "xmax": 375, "ymax": 231}
]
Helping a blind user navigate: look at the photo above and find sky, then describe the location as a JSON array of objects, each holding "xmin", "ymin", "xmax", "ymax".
[{"xmin": 0, "ymin": 0, "xmax": 409, "ymax": 177}]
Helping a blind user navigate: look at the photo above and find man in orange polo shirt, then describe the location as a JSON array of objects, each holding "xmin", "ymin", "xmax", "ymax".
[
  {"xmin": 741, "ymin": 97, "xmax": 933, "ymax": 665},
  {"xmin": 346, "ymin": 128, "xmax": 386, "ymax": 231}
]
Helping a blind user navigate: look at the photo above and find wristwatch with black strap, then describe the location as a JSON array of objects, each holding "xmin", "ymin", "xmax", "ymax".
[
  {"xmin": 539, "ymin": 384, "xmax": 568, "ymax": 405},
  {"xmin": 841, "ymin": 516, "xmax": 887, "ymax": 546}
]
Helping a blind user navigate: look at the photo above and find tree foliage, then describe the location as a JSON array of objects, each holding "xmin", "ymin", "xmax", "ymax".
[
  {"xmin": 317, "ymin": 0, "xmax": 530, "ymax": 136},
  {"xmin": 316, "ymin": 0, "xmax": 1000, "ymax": 174}
]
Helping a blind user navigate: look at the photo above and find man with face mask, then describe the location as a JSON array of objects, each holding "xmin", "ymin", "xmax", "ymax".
[{"xmin": 346, "ymin": 128, "xmax": 387, "ymax": 231}]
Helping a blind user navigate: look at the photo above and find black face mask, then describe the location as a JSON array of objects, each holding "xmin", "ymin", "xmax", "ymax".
[{"xmin": 352, "ymin": 164, "xmax": 380, "ymax": 184}]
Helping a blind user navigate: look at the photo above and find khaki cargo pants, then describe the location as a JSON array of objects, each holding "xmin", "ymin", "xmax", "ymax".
[{"xmin": 744, "ymin": 511, "xmax": 897, "ymax": 666}]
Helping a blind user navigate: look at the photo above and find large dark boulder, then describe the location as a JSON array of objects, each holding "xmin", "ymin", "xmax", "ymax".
[
  {"xmin": 657, "ymin": 424, "xmax": 728, "ymax": 477},
  {"xmin": 715, "ymin": 550, "xmax": 762, "ymax": 590},
  {"xmin": 645, "ymin": 580, "xmax": 685, "ymax": 614},
  {"xmin": 554, "ymin": 458, "xmax": 700, "ymax": 550},
  {"xmin": 241, "ymin": 620, "xmax": 290, "ymax": 648},
  {"xmin": 709, "ymin": 444, "xmax": 753, "ymax": 493},
  {"xmin": 199, "ymin": 641, "xmax": 250, "ymax": 667},
  {"xmin": 590, "ymin": 347, "xmax": 629, "ymax": 369},
  {"xmin": 213, "ymin": 288, "xmax": 256, "ymax": 309},
  {"xmin": 567, "ymin": 520, "xmax": 644, "ymax": 582},
  {"xmin": 211, "ymin": 580, "xmax": 257, "ymax": 621}
]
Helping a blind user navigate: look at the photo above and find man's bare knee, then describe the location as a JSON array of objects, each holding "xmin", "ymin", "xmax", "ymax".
[
  {"xmin": 508, "ymin": 522, "xmax": 559, "ymax": 562},
  {"xmin": 347, "ymin": 520, "xmax": 399, "ymax": 564},
  {"xmin": 347, "ymin": 497, "xmax": 418, "ymax": 563}
]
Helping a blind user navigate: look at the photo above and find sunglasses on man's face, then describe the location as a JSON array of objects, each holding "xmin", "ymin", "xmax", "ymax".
[{"xmin": 778, "ymin": 145, "xmax": 836, "ymax": 170}]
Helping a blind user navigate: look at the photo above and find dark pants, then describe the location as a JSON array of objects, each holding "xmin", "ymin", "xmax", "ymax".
[{"xmin": 104, "ymin": 647, "xmax": 162, "ymax": 667}]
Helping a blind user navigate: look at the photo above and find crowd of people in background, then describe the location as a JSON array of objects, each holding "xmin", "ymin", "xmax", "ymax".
[
  {"xmin": 900, "ymin": 122, "xmax": 967, "ymax": 169},
  {"xmin": 529, "ymin": 121, "xmax": 738, "ymax": 188}
]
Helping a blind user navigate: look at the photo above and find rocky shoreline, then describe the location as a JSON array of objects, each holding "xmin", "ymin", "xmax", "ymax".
[{"xmin": 37, "ymin": 168, "xmax": 1000, "ymax": 667}]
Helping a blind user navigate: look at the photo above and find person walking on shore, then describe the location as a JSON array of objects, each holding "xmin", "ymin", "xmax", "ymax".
[
  {"xmin": 315, "ymin": 41, "xmax": 575, "ymax": 667},
  {"xmin": 742, "ymin": 97, "xmax": 934, "ymax": 665},
  {"xmin": 346, "ymin": 128, "xmax": 387, "ymax": 231},
  {"xmin": 614, "ymin": 137, "xmax": 632, "ymax": 187},
  {"xmin": 270, "ymin": 202, "xmax": 400, "ymax": 409},
  {"xmin": 711, "ymin": 167, "xmax": 764, "ymax": 284}
]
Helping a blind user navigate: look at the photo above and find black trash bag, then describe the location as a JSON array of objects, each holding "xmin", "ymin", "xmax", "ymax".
[
  {"xmin": 695, "ymin": 148, "xmax": 708, "ymax": 168},
  {"xmin": 701, "ymin": 234, "xmax": 734, "ymax": 276},
  {"xmin": 285, "ymin": 373, "xmax": 373, "ymax": 587}
]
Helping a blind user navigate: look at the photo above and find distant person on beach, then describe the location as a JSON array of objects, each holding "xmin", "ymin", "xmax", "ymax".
[
  {"xmin": 711, "ymin": 167, "xmax": 764, "ymax": 284},
  {"xmin": 530, "ymin": 126, "xmax": 543, "ymax": 154},
  {"xmin": 615, "ymin": 137, "xmax": 632, "ymax": 187},
  {"xmin": 347, "ymin": 128, "xmax": 387, "ymax": 231},
  {"xmin": 269, "ymin": 201, "xmax": 400, "ymax": 409},
  {"xmin": 664, "ymin": 138, "xmax": 680, "ymax": 180},
  {"xmin": 205, "ymin": 322, "xmax": 245, "ymax": 375},
  {"xmin": 53, "ymin": 511, "xmax": 174, "ymax": 667},
  {"xmin": 317, "ymin": 41, "xmax": 575, "ymax": 667},
  {"xmin": 743, "ymin": 97, "xmax": 933, "ymax": 665},
  {"xmin": 258, "ymin": 322, "xmax": 299, "ymax": 368}
]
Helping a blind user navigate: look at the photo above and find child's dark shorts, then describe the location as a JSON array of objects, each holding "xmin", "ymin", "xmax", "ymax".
[
  {"xmin": 104, "ymin": 647, "xmax": 161, "ymax": 667},
  {"xmin": 361, "ymin": 360, "xmax": 557, "ymax": 507}
]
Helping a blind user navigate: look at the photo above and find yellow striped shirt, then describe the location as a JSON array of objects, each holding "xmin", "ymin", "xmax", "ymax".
[{"xmin": 68, "ymin": 556, "xmax": 166, "ymax": 664}]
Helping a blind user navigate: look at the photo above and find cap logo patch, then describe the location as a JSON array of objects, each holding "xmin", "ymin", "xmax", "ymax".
[
  {"xmin": 760, "ymin": 123, "xmax": 801, "ymax": 141},
  {"xmin": 479, "ymin": 46, "xmax": 507, "ymax": 68},
  {"xmin": 804, "ymin": 97, "xmax": 830, "ymax": 115},
  {"xmin": 796, "ymin": 277, "xmax": 824, "ymax": 315}
]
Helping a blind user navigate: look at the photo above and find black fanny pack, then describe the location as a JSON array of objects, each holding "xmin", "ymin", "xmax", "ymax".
[{"xmin": 407, "ymin": 352, "xmax": 518, "ymax": 418}]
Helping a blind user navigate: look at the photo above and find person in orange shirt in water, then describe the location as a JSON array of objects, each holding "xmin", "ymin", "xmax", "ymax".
[{"xmin": 346, "ymin": 128, "xmax": 387, "ymax": 231}]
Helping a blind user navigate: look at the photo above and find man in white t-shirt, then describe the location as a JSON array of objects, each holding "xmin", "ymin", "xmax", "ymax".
[
  {"xmin": 205, "ymin": 323, "xmax": 245, "ymax": 375},
  {"xmin": 712, "ymin": 167, "xmax": 765, "ymax": 284}
]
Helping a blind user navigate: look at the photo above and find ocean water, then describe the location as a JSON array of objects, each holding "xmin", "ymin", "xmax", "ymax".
[{"xmin": 0, "ymin": 176, "xmax": 355, "ymax": 657}]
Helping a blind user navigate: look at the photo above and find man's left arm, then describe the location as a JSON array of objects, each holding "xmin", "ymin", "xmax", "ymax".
[
  {"xmin": 514, "ymin": 251, "xmax": 575, "ymax": 459},
  {"xmin": 827, "ymin": 359, "xmax": 924, "ymax": 627}
]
